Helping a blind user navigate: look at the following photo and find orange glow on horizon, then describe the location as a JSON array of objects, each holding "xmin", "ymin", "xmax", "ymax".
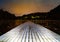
[{"xmin": 4, "ymin": 3, "xmax": 56, "ymax": 16}]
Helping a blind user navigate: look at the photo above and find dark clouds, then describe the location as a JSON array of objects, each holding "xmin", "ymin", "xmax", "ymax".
[
  {"xmin": 0, "ymin": 0, "xmax": 60, "ymax": 6},
  {"xmin": 0, "ymin": 0, "xmax": 60, "ymax": 9},
  {"xmin": 41, "ymin": 0, "xmax": 60, "ymax": 5}
]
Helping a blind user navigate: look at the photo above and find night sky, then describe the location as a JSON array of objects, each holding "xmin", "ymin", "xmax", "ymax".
[{"xmin": 0, "ymin": 0, "xmax": 60, "ymax": 16}]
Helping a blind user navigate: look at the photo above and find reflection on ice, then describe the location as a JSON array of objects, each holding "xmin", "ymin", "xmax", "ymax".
[{"xmin": 0, "ymin": 22, "xmax": 60, "ymax": 42}]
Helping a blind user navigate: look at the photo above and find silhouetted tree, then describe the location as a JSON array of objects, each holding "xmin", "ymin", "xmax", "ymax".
[
  {"xmin": 47, "ymin": 5, "xmax": 60, "ymax": 20},
  {"xmin": 0, "ymin": 9, "xmax": 16, "ymax": 19}
]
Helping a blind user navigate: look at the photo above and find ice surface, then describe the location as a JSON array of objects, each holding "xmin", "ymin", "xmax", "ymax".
[{"xmin": 0, "ymin": 21, "xmax": 60, "ymax": 42}]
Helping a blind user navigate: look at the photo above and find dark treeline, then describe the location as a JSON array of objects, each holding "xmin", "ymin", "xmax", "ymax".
[
  {"xmin": 16, "ymin": 5, "xmax": 60, "ymax": 20},
  {"xmin": 0, "ymin": 5, "xmax": 60, "ymax": 20},
  {"xmin": 16, "ymin": 12, "xmax": 48, "ymax": 20},
  {"xmin": 47, "ymin": 5, "xmax": 60, "ymax": 20},
  {"xmin": 0, "ymin": 9, "xmax": 16, "ymax": 19},
  {"xmin": 0, "ymin": 9, "xmax": 16, "ymax": 35}
]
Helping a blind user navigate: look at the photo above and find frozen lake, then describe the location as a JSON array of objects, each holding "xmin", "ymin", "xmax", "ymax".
[{"xmin": 0, "ymin": 21, "xmax": 60, "ymax": 42}]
